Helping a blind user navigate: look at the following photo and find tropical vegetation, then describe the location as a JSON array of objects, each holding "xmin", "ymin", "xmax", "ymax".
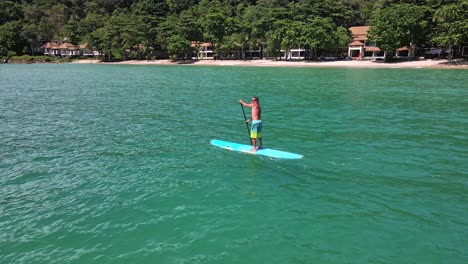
[{"xmin": 0, "ymin": 0, "xmax": 467, "ymax": 60}]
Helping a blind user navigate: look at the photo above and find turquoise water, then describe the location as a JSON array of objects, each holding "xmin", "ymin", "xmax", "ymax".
[{"xmin": 1, "ymin": 64, "xmax": 467, "ymax": 263}]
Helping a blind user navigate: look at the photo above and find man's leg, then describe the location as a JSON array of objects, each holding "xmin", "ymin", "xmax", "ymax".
[
  {"xmin": 257, "ymin": 122, "xmax": 263, "ymax": 150},
  {"xmin": 251, "ymin": 138, "xmax": 257, "ymax": 151}
]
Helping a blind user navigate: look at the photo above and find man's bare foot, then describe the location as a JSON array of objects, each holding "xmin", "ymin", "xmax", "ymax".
[{"xmin": 250, "ymin": 147, "xmax": 257, "ymax": 152}]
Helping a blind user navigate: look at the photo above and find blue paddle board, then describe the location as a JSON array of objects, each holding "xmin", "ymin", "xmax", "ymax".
[{"xmin": 210, "ymin": 139, "xmax": 303, "ymax": 159}]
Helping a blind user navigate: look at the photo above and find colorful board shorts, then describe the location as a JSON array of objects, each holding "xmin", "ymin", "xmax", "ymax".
[{"xmin": 250, "ymin": 120, "xmax": 262, "ymax": 139}]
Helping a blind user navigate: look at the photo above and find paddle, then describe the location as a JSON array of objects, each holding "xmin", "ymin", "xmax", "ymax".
[{"xmin": 240, "ymin": 103, "xmax": 252, "ymax": 145}]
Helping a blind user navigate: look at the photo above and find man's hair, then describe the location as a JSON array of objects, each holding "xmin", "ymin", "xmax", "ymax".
[{"xmin": 252, "ymin": 96, "xmax": 259, "ymax": 102}]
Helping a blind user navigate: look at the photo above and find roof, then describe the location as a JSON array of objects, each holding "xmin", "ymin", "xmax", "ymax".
[
  {"xmin": 349, "ymin": 26, "xmax": 370, "ymax": 45},
  {"xmin": 354, "ymin": 36, "xmax": 368, "ymax": 41},
  {"xmin": 349, "ymin": 41, "xmax": 364, "ymax": 46},
  {"xmin": 191, "ymin": 41, "xmax": 211, "ymax": 47},
  {"xmin": 79, "ymin": 43, "xmax": 89, "ymax": 49},
  {"xmin": 350, "ymin": 26, "xmax": 370, "ymax": 36},
  {"xmin": 41, "ymin": 42, "xmax": 59, "ymax": 49},
  {"xmin": 365, "ymin": 46, "xmax": 381, "ymax": 52},
  {"xmin": 58, "ymin": 43, "xmax": 77, "ymax": 49}
]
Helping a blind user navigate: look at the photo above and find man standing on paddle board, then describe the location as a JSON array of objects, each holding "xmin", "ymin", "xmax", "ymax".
[{"xmin": 239, "ymin": 97, "xmax": 263, "ymax": 151}]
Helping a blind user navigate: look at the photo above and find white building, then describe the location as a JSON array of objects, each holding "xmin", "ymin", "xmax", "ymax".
[{"xmin": 191, "ymin": 42, "xmax": 214, "ymax": 60}]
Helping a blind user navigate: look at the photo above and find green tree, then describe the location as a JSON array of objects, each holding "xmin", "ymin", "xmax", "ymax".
[
  {"xmin": 329, "ymin": 26, "xmax": 350, "ymax": 57},
  {"xmin": 95, "ymin": 10, "xmax": 145, "ymax": 60},
  {"xmin": 46, "ymin": 4, "xmax": 69, "ymax": 40},
  {"xmin": 157, "ymin": 15, "xmax": 178, "ymax": 52},
  {"xmin": 22, "ymin": 2, "xmax": 47, "ymax": 42},
  {"xmin": 306, "ymin": 0, "xmax": 355, "ymax": 27},
  {"xmin": 166, "ymin": 0, "xmax": 199, "ymax": 14},
  {"xmin": 241, "ymin": 4, "xmax": 274, "ymax": 58},
  {"xmin": 266, "ymin": 19, "xmax": 289, "ymax": 59},
  {"xmin": 132, "ymin": 0, "xmax": 169, "ymax": 52},
  {"xmin": 0, "ymin": 1, "xmax": 23, "ymax": 24},
  {"xmin": 302, "ymin": 17, "xmax": 337, "ymax": 59},
  {"xmin": 368, "ymin": 4, "xmax": 428, "ymax": 60},
  {"xmin": 81, "ymin": 13, "xmax": 107, "ymax": 45},
  {"xmin": 167, "ymin": 35, "xmax": 191, "ymax": 59},
  {"xmin": 0, "ymin": 21, "xmax": 26, "ymax": 56},
  {"xmin": 63, "ymin": 17, "xmax": 83, "ymax": 44},
  {"xmin": 432, "ymin": 0, "xmax": 468, "ymax": 51},
  {"xmin": 200, "ymin": 11, "xmax": 233, "ymax": 56},
  {"xmin": 109, "ymin": 11, "xmax": 147, "ymax": 59},
  {"xmin": 178, "ymin": 8, "xmax": 203, "ymax": 42}
]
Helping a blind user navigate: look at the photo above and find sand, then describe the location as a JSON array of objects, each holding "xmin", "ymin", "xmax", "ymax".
[{"xmin": 71, "ymin": 58, "xmax": 468, "ymax": 69}]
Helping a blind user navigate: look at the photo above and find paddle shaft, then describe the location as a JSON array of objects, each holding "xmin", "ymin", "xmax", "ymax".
[{"xmin": 240, "ymin": 103, "xmax": 252, "ymax": 145}]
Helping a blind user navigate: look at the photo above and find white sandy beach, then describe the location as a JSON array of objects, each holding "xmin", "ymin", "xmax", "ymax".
[{"xmin": 71, "ymin": 58, "xmax": 468, "ymax": 69}]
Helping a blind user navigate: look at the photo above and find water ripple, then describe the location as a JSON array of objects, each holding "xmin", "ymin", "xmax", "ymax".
[{"xmin": 1, "ymin": 65, "xmax": 467, "ymax": 263}]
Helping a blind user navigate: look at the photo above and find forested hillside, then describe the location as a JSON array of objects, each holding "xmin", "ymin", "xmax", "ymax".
[{"xmin": 1, "ymin": 0, "xmax": 467, "ymax": 60}]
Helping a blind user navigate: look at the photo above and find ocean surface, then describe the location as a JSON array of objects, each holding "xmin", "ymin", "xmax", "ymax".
[{"xmin": 1, "ymin": 64, "xmax": 467, "ymax": 263}]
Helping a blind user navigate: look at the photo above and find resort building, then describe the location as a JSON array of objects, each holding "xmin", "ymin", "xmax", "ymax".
[
  {"xmin": 78, "ymin": 43, "xmax": 102, "ymax": 57},
  {"xmin": 348, "ymin": 26, "xmax": 416, "ymax": 60},
  {"xmin": 42, "ymin": 42, "xmax": 60, "ymax": 56},
  {"xmin": 396, "ymin": 46, "xmax": 415, "ymax": 58},
  {"xmin": 190, "ymin": 41, "xmax": 310, "ymax": 60},
  {"xmin": 348, "ymin": 26, "xmax": 384, "ymax": 60},
  {"xmin": 57, "ymin": 43, "xmax": 80, "ymax": 57},
  {"xmin": 281, "ymin": 48, "xmax": 306, "ymax": 60},
  {"xmin": 42, "ymin": 41, "xmax": 101, "ymax": 57},
  {"xmin": 191, "ymin": 42, "xmax": 214, "ymax": 60}
]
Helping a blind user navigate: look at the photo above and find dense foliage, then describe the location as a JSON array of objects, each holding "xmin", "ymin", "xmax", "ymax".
[{"xmin": 0, "ymin": 0, "xmax": 467, "ymax": 60}]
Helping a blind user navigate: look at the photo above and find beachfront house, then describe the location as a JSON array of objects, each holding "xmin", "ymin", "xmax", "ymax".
[
  {"xmin": 42, "ymin": 42, "xmax": 80, "ymax": 57},
  {"xmin": 348, "ymin": 26, "xmax": 417, "ymax": 60},
  {"xmin": 58, "ymin": 43, "xmax": 80, "ymax": 57},
  {"xmin": 191, "ymin": 42, "xmax": 214, "ymax": 60},
  {"xmin": 42, "ymin": 42, "xmax": 60, "ymax": 56},
  {"xmin": 79, "ymin": 43, "xmax": 101, "ymax": 57},
  {"xmin": 281, "ymin": 48, "xmax": 306, "ymax": 60},
  {"xmin": 396, "ymin": 46, "xmax": 416, "ymax": 59},
  {"xmin": 189, "ymin": 41, "xmax": 308, "ymax": 60},
  {"xmin": 42, "ymin": 41, "xmax": 101, "ymax": 57},
  {"xmin": 348, "ymin": 26, "xmax": 384, "ymax": 60}
]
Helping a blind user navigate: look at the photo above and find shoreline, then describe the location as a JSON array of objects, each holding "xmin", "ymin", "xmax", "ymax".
[{"xmin": 72, "ymin": 58, "xmax": 468, "ymax": 69}]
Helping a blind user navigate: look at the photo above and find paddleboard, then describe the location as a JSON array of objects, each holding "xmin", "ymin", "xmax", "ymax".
[{"xmin": 210, "ymin": 139, "xmax": 303, "ymax": 159}]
